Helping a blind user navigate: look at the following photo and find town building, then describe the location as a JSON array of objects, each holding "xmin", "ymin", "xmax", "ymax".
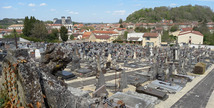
[
  {"xmin": 127, "ymin": 33, "xmax": 161, "ymax": 46},
  {"xmin": 8, "ymin": 24, "xmax": 24, "ymax": 30},
  {"xmin": 89, "ymin": 33, "xmax": 112, "ymax": 43},
  {"xmin": 127, "ymin": 33, "xmax": 144, "ymax": 41},
  {"xmin": 207, "ymin": 22, "xmax": 214, "ymax": 27},
  {"xmin": 92, "ymin": 30, "xmax": 119, "ymax": 40},
  {"xmin": 142, "ymin": 33, "xmax": 161, "ymax": 47},
  {"xmin": 53, "ymin": 16, "xmax": 73, "ymax": 31},
  {"xmin": 178, "ymin": 30, "xmax": 203, "ymax": 44}
]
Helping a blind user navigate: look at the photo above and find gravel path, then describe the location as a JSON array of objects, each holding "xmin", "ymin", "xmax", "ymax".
[{"xmin": 172, "ymin": 69, "xmax": 214, "ymax": 108}]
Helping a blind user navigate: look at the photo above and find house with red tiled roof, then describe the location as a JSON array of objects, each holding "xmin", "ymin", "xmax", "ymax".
[
  {"xmin": 82, "ymin": 32, "xmax": 92, "ymax": 39},
  {"xmin": 178, "ymin": 23, "xmax": 192, "ymax": 29},
  {"xmin": 207, "ymin": 22, "xmax": 214, "ymax": 27},
  {"xmin": 142, "ymin": 33, "xmax": 161, "ymax": 47},
  {"xmin": 8, "ymin": 24, "xmax": 24, "ymax": 30},
  {"xmin": 92, "ymin": 30, "xmax": 119, "ymax": 40},
  {"xmin": 0, "ymin": 29, "xmax": 22, "ymax": 36},
  {"xmin": 181, "ymin": 27, "xmax": 193, "ymax": 31},
  {"xmin": 89, "ymin": 33, "xmax": 112, "ymax": 43},
  {"xmin": 208, "ymin": 27, "xmax": 214, "ymax": 33},
  {"xmin": 113, "ymin": 28, "xmax": 126, "ymax": 35},
  {"xmin": 178, "ymin": 30, "xmax": 203, "ymax": 44}
]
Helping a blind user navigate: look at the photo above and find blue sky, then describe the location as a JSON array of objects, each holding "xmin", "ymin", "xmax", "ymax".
[{"xmin": 0, "ymin": 0, "xmax": 214, "ymax": 23}]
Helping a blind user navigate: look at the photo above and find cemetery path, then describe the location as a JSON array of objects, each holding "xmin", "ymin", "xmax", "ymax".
[
  {"xmin": 67, "ymin": 69, "xmax": 144, "ymax": 88},
  {"xmin": 171, "ymin": 69, "xmax": 214, "ymax": 108}
]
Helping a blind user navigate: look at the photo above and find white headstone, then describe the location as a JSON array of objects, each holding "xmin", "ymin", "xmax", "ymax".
[
  {"xmin": 133, "ymin": 52, "xmax": 137, "ymax": 59},
  {"xmin": 107, "ymin": 53, "xmax": 112, "ymax": 62},
  {"xmin": 35, "ymin": 49, "xmax": 41, "ymax": 59}
]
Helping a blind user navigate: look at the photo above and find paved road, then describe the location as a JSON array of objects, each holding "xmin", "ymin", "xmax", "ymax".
[
  {"xmin": 67, "ymin": 68, "xmax": 148, "ymax": 88},
  {"xmin": 172, "ymin": 69, "xmax": 214, "ymax": 108}
]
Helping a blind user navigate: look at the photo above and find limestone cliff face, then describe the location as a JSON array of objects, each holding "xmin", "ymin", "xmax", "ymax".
[{"xmin": 0, "ymin": 45, "xmax": 92, "ymax": 108}]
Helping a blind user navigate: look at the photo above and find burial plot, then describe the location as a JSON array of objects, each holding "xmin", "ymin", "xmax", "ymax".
[
  {"xmin": 136, "ymin": 86, "xmax": 169, "ymax": 100},
  {"xmin": 56, "ymin": 70, "xmax": 76, "ymax": 80}
]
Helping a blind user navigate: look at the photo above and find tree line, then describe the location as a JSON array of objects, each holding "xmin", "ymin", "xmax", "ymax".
[
  {"xmin": 126, "ymin": 5, "xmax": 214, "ymax": 23},
  {"xmin": 5, "ymin": 16, "xmax": 74, "ymax": 42}
]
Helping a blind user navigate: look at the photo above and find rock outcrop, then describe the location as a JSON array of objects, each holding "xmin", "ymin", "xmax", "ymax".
[{"xmin": 0, "ymin": 45, "xmax": 93, "ymax": 108}]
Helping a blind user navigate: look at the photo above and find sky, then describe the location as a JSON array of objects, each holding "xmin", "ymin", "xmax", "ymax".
[{"xmin": 0, "ymin": 0, "xmax": 214, "ymax": 23}]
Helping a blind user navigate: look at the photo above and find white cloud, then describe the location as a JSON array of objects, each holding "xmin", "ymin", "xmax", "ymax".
[
  {"xmin": 106, "ymin": 11, "xmax": 111, "ymax": 13},
  {"xmin": 28, "ymin": 3, "xmax": 35, "ymax": 7},
  {"xmin": 170, "ymin": 3, "xmax": 177, "ymax": 7},
  {"xmin": 50, "ymin": 9, "xmax": 56, "ymax": 11},
  {"xmin": 2, "ymin": 6, "xmax": 12, "ymax": 9},
  {"xmin": 113, "ymin": 10, "xmax": 126, "ymax": 15},
  {"xmin": 40, "ymin": 3, "xmax": 46, "ymax": 6},
  {"xmin": 69, "ymin": 11, "xmax": 79, "ymax": 15}
]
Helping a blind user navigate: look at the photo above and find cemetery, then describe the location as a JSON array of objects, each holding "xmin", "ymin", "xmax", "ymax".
[{"xmin": 0, "ymin": 40, "xmax": 214, "ymax": 108}]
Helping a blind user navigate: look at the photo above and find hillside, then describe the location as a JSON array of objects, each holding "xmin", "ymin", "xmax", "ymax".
[
  {"xmin": 0, "ymin": 18, "xmax": 24, "ymax": 29},
  {"xmin": 126, "ymin": 5, "xmax": 214, "ymax": 23}
]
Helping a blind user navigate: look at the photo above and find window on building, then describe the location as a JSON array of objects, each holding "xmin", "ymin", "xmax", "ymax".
[
  {"xmin": 146, "ymin": 37, "xmax": 150, "ymax": 40},
  {"xmin": 146, "ymin": 42, "xmax": 150, "ymax": 46}
]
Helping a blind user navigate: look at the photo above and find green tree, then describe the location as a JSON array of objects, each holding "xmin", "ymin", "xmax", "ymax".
[
  {"xmin": 170, "ymin": 25, "xmax": 178, "ymax": 32},
  {"xmin": 45, "ymin": 20, "xmax": 53, "ymax": 24},
  {"xmin": 22, "ymin": 16, "xmax": 38, "ymax": 36},
  {"xmin": 126, "ymin": 5, "xmax": 214, "ymax": 23},
  {"xmin": 70, "ymin": 34, "xmax": 74, "ymax": 40},
  {"xmin": 212, "ymin": 15, "xmax": 214, "ymax": 22},
  {"xmin": 135, "ymin": 27, "xmax": 150, "ymax": 32},
  {"xmin": 60, "ymin": 26, "xmax": 68, "ymax": 41},
  {"xmin": 120, "ymin": 24, "xmax": 123, "ymax": 28},
  {"xmin": 31, "ymin": 21, "xmax": 48, "ymax": 40},
  {"xmin": 123, "ymin": 31, "xmax": 128, "ymax": 40},
  {"xmin": 47, "ymin": 29, "xmax": 58, "ymax": 41},
  {"xmin": 12, "ymin": 29, "xmax": 17, "ymax": 37},
  {"xmin": 161, "ymin": 30, "xmax": 170, "ymax": 42},
  {"xmin": 22, "ymin": 16, "xmax": 30, "ymax": 36},
  {"xmin": 119, "ymin": 18, "xmax": 123, "ymax": 24}
]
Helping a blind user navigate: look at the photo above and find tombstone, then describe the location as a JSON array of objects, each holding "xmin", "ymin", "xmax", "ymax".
[
  {"xmin": 93, "ymin": 85, "xmax": 108, "ymax": 98},
  {"xmin": 35, "ymin": 49, "xmax": 41, "ymax": 59},
  {"xmin": 70, "ymin": 55, "xmax": 81, "ymax": 71},
  {"xmin": 119, "ymin": 70, "xmax": 128, "ymax": 91},
  {"xmin": 133, "ymin": 52, "xmax": 137, "ymax": 59},
  {"xmin": 96, "ymin": 69, "xmax": 106, "ymax": 90}
]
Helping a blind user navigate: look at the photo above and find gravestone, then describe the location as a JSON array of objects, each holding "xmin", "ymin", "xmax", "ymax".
[
  {"xmin": 35, "ymin": 49, "xmax": 41, "ymax": 59},
  {"xmin": 119, "ymin": 70, "xmax": 128, "ymax": 91},
  {"xmin": 96, "ymin": 70, "xmax": 106, "ymax": 90}
]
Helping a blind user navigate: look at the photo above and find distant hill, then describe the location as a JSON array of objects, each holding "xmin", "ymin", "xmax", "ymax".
[
  {"xmin": 126, "ymin": 5, "xmax": 214, "ymax": 23},
  {"xmin": 0, "ymin": 18, "xmax": 24, "ymax": 28}
]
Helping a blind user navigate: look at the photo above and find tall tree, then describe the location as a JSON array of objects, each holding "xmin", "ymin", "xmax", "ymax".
[
  {"xmin": 22, "ymin": 16, "xmax": 38, "ymax": 37},
  {"xmin": 123, "ymin": 31, "xmax": 128, "ymax": 40},
  {"xmin": 22, "ymin": 16, "xmax": 30, "ymax": 36},
  {"xmin": 119, "ymin": 18, "xmax": 123, "ymax": 28},
  {"xmin": 119, "ymin": 18, "xmax": 123, "ymax": 24},
  {"xmin": 31, "ymin": 21, "xmax": 48, "ymax": 40},
  {"xmin": 60, "ymin": 26, "xmax": 68, "ymax": 41}
]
